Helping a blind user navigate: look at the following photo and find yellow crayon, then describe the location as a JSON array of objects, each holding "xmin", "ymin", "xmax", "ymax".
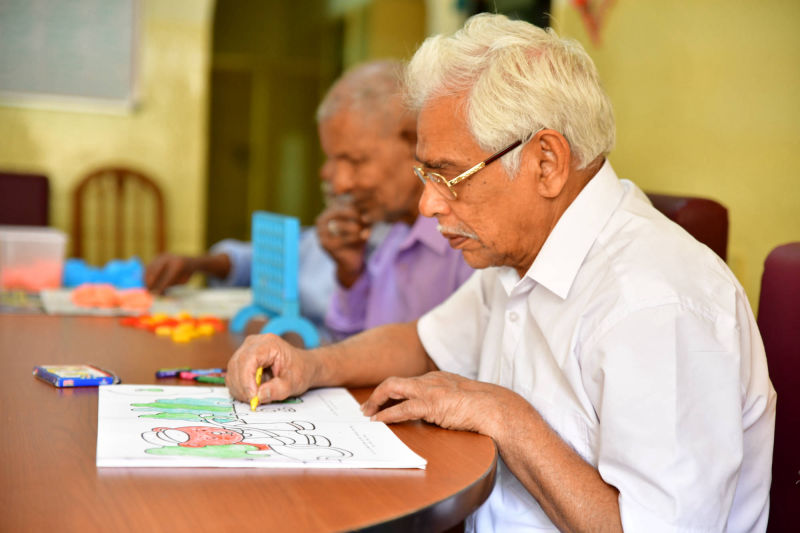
[{"xmin": 250, "ymin": 367, "xmax": 263, "ymax": 411}]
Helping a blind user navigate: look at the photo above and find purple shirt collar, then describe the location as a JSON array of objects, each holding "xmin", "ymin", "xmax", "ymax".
[{"xmin": 397, "ymin": 215, "xmax": 450, "ymax": 256}]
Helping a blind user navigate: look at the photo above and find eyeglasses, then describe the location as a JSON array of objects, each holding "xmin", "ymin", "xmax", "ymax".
[{"xmin": 413, "ymin": 139, "xmax": 522, "ymax": 200}]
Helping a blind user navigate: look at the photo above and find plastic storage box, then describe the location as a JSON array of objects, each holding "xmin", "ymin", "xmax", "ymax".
[{"xmin": 0, "ymin": 226, "xmax": 67, "ymax": 291}]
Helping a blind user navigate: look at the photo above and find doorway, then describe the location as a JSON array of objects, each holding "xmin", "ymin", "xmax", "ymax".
[{"xmin": 206, "ymin": 0, "xmax": 343, "ymax": 247}]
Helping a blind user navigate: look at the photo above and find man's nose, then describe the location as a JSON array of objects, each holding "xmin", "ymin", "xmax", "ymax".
[
  {"xmin": 319, "ymin": 159, "xmax": 335, "ymax": 184},
  {"xmin": 330, "ymin": 162, "xmax": 356, "ymax": 195},
  {"xmin": 418, "ymin": 182, "xmax": 450, "ymax": 218}
]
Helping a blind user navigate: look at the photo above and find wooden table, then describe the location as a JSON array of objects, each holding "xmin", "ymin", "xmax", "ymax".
[{"xmin": 0, "ymin": 315, "xmax": 497, "ymax": 532}]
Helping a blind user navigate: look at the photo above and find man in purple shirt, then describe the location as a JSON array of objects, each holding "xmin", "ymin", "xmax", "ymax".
[
  {"xmin": 326, "ymin": 215, "xmax": 473, "ymax": 338},
  {"xmin": 145, "ymin": 60, "xmax": 472, "ymax": 340},
  {"xmin": 314, "ymin": 60, "xmax": 473, "ymax": 339}
]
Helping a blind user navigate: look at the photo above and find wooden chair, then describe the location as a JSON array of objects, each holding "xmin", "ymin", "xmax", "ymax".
[
  {"xmin": 72, "ymin": 166, "xmax": 165, "ymax": 265},
  {"xmin": 758, "ymin": 242, "xmax": 800, "ymax": 532},
  {"xmin": 646, "ymin": 192, "xmax": 729, "ymax": 262},
  {"xmin": 0, "ymin": 171, "xmax": 50, "ymax": 226}
]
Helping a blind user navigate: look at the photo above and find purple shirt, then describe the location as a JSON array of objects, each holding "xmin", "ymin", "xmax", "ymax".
[{"xmin": 325, "ymin": 216, "xmax": 474, "ymax": 339}]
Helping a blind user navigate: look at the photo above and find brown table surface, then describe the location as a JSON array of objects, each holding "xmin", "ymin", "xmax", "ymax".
[{"xmin": 0, "ymin": 314, "xmax": 496, "ymax": 533}]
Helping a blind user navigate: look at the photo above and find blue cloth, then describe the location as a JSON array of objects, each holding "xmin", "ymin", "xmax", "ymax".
[{"xmin": 62, "ymin": 257, "xmax": 145, "ymax": 288}]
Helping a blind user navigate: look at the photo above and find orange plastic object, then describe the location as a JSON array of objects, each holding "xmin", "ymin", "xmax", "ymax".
[
  {"xmin": 71, "ymin": 284, "xmax": 119, "ymax": 308},
  {"xmin": 70, "ymin": 283, "xmax": 153, "ymax": 312},
  {"xmin": 119, "ymin": 312, "xmax": 225, "ymax": 343},
  {"xmin": 0, "ymin": 260, "xmax": 63, "ymax": 291},
  {"xmin": 117, "ymin": 288, "xmax": 153, "ymax": 312}
]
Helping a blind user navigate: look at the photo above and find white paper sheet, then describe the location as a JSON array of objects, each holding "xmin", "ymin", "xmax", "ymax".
[{"xmin": 96, "ymin": 385, "xmax": 426, "ymax": 469}]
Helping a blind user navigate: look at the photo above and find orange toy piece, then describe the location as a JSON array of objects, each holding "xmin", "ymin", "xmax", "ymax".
[
  {"xmin": 117, "ymin": 288, "xmax": 153, "ymax": 312},
  {"xmin": 70, "ymin": 283, "xmax": 153, "ymax": 312},
  {"xmin": 71, "ymin": 283, "xmax": 119, "ymax": 308},
  {"xmin": 119, "ymin": 312, "xmax": 225, "ymax": 343},
  {"xmin": 197, "ymin": 315, "xmax": 224, "ymax": 332}
]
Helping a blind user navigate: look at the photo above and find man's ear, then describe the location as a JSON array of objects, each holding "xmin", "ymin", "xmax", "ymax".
[{"xmin": 523, "ymin": 129, "xmax": 571, "ymax": 199}]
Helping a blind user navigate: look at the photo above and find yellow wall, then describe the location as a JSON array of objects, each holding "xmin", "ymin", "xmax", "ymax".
[
  {"xmin": 551, "ymin": 0, "xmax": 800, "ymax": 311},
  {"xmin": 343, "ymin": 0, "xmax": 427, "ymax": 66},
  {"xmin": 0, "ymin": 0, "xmax": 214, "ymax": 261}
]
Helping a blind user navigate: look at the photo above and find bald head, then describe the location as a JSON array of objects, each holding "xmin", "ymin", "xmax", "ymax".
[{"xmin": 316, "ymin": 60, "xmax": 414, "ymax": 138}]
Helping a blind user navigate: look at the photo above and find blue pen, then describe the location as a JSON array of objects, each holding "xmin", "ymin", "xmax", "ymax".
[{"xmin": 188, "ymin": 368, "xmax": 225, "ymax": 375}]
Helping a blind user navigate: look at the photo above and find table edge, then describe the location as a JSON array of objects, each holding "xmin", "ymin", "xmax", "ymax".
[{"xmin": 358, "ymin": 438, "xmax": 498, "ymax": 532}]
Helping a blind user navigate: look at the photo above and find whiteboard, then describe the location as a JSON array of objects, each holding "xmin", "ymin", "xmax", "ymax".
[{"xmin": 0, "ymin": 0, "xmax": 139, "ymax": 113}]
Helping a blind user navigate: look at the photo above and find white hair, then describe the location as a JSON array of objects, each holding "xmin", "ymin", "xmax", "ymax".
[
  {"xmin": 406, "ymin": 13, "xmax": 615, "ymax": 174},
  {"xmin": 316, "ymin": 59, "xmax": 409, "ymax": 136}
]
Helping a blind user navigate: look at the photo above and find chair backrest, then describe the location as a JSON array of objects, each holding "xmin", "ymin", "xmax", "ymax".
[
  {"xmin": 0, "ymin": 171, "xmax": 49, "ymax": 226},
  {"xmin": 72, "ymin": 166, "xmax": 165, "ymax": 265},
  {"xmin": 758, "ymin": 242, "xmax": 800, "ymax": 532},
  {"xmin": 646, "ymin": 193, "xmax": 729, "ymax": 262}
]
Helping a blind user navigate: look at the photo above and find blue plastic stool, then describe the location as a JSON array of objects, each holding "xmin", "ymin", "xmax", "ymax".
[{"xmin": 230, "ymin": 212, "xmax": 319, "ymax": 348}]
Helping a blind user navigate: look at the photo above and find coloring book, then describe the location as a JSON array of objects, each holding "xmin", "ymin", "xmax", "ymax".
[{"xmin": 96, "ymin": 385, "xmax": 426, "ymax": 469}]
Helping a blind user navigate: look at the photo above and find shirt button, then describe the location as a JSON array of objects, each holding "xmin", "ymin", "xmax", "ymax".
[{"xmin": 508, "ymin": 311, "xmax": 519, "ymax": 322}]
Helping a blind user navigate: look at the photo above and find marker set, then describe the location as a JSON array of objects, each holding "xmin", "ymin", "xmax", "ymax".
[
  {"xmin": 156, "ymin": 367, "xmax": 226, "ymax": 384},
  {"xmin": 33, "ymin": 364, "xmax": 120, "ymax": 388}
]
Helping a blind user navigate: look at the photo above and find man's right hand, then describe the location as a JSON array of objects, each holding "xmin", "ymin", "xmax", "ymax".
[
  {"xmin": 226, "ymin": 333, "xmax": 318, "ymax": 405},
  {"xmin": 145, "ymin": 253, "xmax": 232, "ymax": 295},
  {"xmin": 316, "ymin": 204, "xmax": 371, "ymax": 288},
  {"xmin": 145, "ymin": 253, "xmax": 198, "ymax": 295}
]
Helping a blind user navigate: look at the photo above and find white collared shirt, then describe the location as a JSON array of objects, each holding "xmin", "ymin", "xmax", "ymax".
[{"xmin": 418, "ymin": 161, "xmax": 775, "ymax": 532}]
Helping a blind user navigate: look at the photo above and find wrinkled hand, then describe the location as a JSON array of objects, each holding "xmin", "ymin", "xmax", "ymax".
[
  {"xmin": 361, "ymin": 371, "xmax": 508, "ymax": 435},
  {"xmin": 316, "ymin": 204, "xmax": 371, "ymax": 288},
  {"xmin": 226, "ymin": 334, "xmax": 317, "ymax": 404},
  {"xmin": 145, "ymin": 253, "xmax": 197, "ymax": 294}
]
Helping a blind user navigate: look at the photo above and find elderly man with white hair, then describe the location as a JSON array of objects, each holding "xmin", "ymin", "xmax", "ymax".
[{"xmin": 226, "ymin": 14, "xmax": 775, "ymax": 532}]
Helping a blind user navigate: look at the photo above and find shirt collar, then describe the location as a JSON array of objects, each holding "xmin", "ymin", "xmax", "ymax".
[{"xmin": 523, "ymin": 160, "xmax": 625, "ymax": 299}]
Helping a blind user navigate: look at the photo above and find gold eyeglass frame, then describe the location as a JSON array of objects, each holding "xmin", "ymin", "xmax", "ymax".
[{"xmin": 413, "ymin": 139, "xmax": 523, "ymax": 199}]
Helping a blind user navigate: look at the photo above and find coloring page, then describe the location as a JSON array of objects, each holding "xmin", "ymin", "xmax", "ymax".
[{"xmin": 96, "ymin": 385, "xmax": 426, "ymax": 469}]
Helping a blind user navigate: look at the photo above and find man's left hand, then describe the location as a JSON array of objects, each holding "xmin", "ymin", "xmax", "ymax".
[{"xmin": 361, "ymin": 371, "xmax": 512, "ymax": 435}]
